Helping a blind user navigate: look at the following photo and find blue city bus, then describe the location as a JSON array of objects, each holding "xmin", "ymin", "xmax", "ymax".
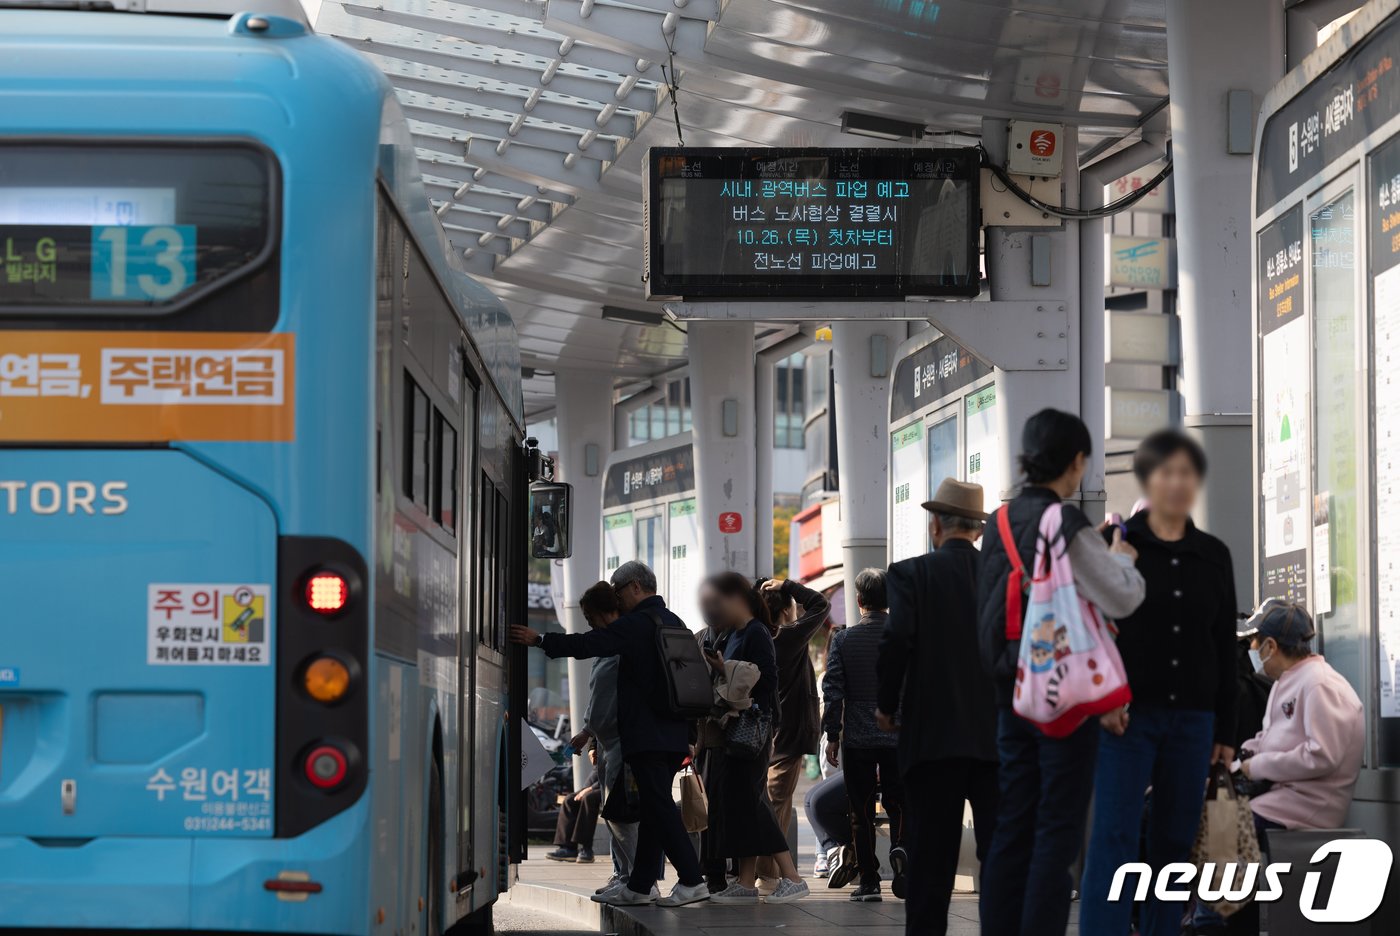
[{"xmin": 0, "ymin": 6, "xmax": 528, "ymax": 934}]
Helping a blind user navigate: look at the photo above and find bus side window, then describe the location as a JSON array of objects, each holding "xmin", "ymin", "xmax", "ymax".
[
  {"xmin": 404, "ymin": 375, "xmax": 430, "ymax": 512},
  {"xmin": 434, "ymin": 410, "xmax": 457, "ymax": 534},
  {"xmin": 479, "ymin": 474, "xmax": 496, "ymax": 648},
  {"xmin": 495, "ymin": 488, "xmax": 509, "ymax": 650}
]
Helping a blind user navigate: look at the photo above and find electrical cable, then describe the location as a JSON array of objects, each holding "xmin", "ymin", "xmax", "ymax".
[
  {"xmin": 979, "ymin": 144, "xmax": 1173, "ymax": 220},
  {"xmin": 660, "ymin": 24, "xmax": 685, "ymax": 148}
]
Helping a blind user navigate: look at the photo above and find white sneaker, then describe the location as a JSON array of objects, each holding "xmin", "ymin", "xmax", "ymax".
[
  {"xmin": 709, "ymin": 884, "xmax": 760, "ymax": 904},
  {"xmin": 764, "ymin": 878, "xmax": 810, "ymax": 904},
  {"xmin": 813, "ymin": 852, "xmax": 830, "ymax": 878},
  {"xmin": 599, "ymin": 884, "xmax": 659, "ymax": 906},
  {"xmin": 594, "ymin": 873, "xmax": 625, "ymax": 895},
  {"xmin": 657, "ymin": 881, "xmax": 711, "ymax": 907}
]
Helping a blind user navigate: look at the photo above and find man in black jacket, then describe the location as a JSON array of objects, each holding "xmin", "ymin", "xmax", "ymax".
[
  {"xmin": 510, "ymin": 561, "xmax": 709, "ymax": 909},
  {"xmin": 877, "ymin": 478, "xmax": 998, "ymax": 936}
]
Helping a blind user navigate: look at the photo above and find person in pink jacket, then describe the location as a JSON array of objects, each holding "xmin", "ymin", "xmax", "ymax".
[
  {"xmin": 1238, "ymin": 600, "xmax": 1364, "ymax": 831},
  {"xmin": 1193, "ymin": 600, "xmax": 1365, "ymax": 935}
]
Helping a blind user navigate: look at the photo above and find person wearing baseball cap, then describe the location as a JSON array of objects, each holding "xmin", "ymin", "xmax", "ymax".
[
  {"xmin": 1192, "ymin": 600, "xmax": 1363, "ymax": 934},
  {"xmin": 1237, "ymin": 601, "xmax": 1362, "ymax": 837}
]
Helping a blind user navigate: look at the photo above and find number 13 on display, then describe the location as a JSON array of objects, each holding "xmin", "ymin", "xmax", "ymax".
[{"xmin": 91, "ymin": 224, "xmax": 196, "ymax": 301}]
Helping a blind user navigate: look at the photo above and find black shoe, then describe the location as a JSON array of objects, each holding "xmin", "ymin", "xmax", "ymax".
[
  {"xmin": 827, "ymin": 845, "xmax": 858, "ymax": 889},
  {"xmin": 577, "ymin": 848, "xmax": 595, "ymax": 863},
  {"xmin": 850, "ymin": 882, "xmax": 883, "ymax": 902},
  {"xmin": 546, "ymin": 847, "xmax": 579, "ymax": 861},
  {"xmin": 889, "ymin": 846, "xmax": 908, "ymax": 900}
]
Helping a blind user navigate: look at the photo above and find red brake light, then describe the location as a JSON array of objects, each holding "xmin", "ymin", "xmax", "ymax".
[
  {"xmin": 305, "ymin": 573, "xmax": 348, "ymax": 614},
  {"xmin": 304, "ymin": 745, "xmax": 348, "ymax": 789}
]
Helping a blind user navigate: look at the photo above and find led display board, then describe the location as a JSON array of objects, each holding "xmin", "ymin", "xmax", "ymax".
[{"xmin": 645, "ymin": 147, "xmax": 980, "ymax": 299}]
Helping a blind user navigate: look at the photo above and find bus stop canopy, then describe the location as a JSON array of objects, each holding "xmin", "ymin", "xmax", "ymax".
[{"xmin": 312, "ymin": 0, "xmax": 1169, "ymax": 415}]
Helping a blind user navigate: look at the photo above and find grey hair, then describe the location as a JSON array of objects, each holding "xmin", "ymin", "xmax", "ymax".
[
  {"xmin": 935, "ymin": 511, "xmax": 984, "ymax": 534},
  {"xmin": 611, "ymin": 560, "xmax": 657, "ymax": 594},
  {"xmin": 854, "ymin": 568, "xmax": 887, "ymax": 612}
]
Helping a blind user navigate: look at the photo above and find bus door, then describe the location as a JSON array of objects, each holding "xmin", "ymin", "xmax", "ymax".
[{"xmin": 456, "ymin": 378, "xmax": 478, "ymax": 885}]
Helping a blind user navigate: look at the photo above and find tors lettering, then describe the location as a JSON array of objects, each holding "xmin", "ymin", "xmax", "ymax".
[{"xmin": 0, "ymin": 480, "xmax": 128, "ymax": 515}]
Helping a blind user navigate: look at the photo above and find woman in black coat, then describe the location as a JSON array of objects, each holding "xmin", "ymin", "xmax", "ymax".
[
  {"xmin": 1079, "ymin": 430, "xmax": 1239, "ymax": 936},
  {"xmin": 700, "ymin": 572, "xmax": 810, "ymax": 905}
]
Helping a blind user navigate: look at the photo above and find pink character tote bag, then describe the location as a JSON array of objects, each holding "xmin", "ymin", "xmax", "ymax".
[{"xmin": 997, "ymin": 502, "xmax": 1131, "ymax": 737}]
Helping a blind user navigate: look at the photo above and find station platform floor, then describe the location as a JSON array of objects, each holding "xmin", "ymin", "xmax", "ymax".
[{"xmin": 508, "ymin": 774, "xmax": 1084, "ymax": 936}]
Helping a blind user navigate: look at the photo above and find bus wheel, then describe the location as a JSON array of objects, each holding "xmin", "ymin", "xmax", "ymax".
[{"xmin": 427, "ymin": 763, "xmax": 444, "ymax": 936}]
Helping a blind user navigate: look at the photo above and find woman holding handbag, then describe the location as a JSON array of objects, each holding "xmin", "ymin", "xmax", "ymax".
[
  {"xmin": 698, "ymin": 572, "xmax": 810, "ymax": 905},
  {"xmin": 976, "ymin": 408, "xmax": 1146, "ymax": 936}
]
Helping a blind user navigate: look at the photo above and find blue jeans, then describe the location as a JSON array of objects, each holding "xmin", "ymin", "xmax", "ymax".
[
  {"xmin": 1080, "ymin": 705, "xmax": 1215, "ymax": 936},
  {"xmin": 979, "ymin": 708, "xmax": 1099, "ymax": 936}
]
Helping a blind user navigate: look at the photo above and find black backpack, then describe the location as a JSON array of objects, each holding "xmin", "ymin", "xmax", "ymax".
[{"xmin": 645, "ymin": 609, "xmax": 713, "ymax": 719}]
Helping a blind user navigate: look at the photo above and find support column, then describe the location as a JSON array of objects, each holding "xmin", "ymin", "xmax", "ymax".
[
  {"xmin": 1167, "ymin": 0, "xmax": 1284, "ymax": 602},
  {"xmin": 553, "ymin": 369, "xmax": 613, "ymax": 787},
  {"xmin": 689, "ymin": 322, "xmax": 757, "ymax": 577},
  {"xmin": 932, "ymin": 126, "xmax": 1082, "ymax": 513},
  {"xmin": 831, "ymin": 321, "xmax": 905, "ymax": 627}
]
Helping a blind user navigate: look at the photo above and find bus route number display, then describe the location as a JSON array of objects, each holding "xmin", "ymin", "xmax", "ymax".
[
  {"xmin": 645, "ymin": 147, "xmax": 980, "ymax": 299},
  {"xmin": 0, "ymin": 224, "xmax": 196, "ymax": 304}
]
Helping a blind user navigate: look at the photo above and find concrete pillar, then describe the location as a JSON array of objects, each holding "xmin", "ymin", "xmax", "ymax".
[
  {"xmin": 1167, "ymin": 0, "xmax": 1284, "ymax": 602},
  {"xmin": 831, "ymin": 321, "xmax": 905, "ymax": 626},
  {"xmin": 688, "ymin": 322, "xmax": 757, "ymax": 577},
  {"xmin": 985, "ymin": 211, "xmax": 1082, "ymax": 507},
  {"xmin": 553, "ymin": 369, "xmax": 613, "ymax": 787}
]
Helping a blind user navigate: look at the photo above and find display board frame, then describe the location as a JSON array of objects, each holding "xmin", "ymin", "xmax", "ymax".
[{"xmin": 644, "ymin": 146, "xmax": 981, "ymax": 300}]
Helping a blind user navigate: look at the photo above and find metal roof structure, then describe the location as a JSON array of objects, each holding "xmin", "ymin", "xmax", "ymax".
[{"xmin": 311, "ymin": 0, "xmax": 1170, "ymax": 416}]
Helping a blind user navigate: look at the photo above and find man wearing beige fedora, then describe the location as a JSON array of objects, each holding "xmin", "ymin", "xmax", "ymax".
[{"xmin": 876, "ymin": 478, "xmax": 1000, "ymax": 936}]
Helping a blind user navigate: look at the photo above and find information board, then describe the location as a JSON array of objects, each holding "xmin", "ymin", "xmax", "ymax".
[
  {"xmin": 1257, "ymin": 205, "xmax": 1309, "ymax": 604},
  {"xmin": 889, "ymin": 333, "xmax": 991, "ymax": 423},
  {"xmin": 1257, "ymin": 8, "xmax": 1400, "ymax": 212},
  {"xmin": 602, "ymin": 443, "xmax": 694, "ymax": 509},
  {"xmin": 668, "ymin": 499, "xmax": 703, "ymax": 632},
  {"xmin": 965, "ymin": 385, "xmax": 1002, "ymax": 516},
  {"xmin": 890, "ymin": 422, "xmax": 928, "ymax": 562},
  {"xmin": 1372, "ymin": 134, "xmax": 1400, "ymax": 716},
  {"xmin": 646, "ymin": 148, "xmax": 980, "ymax": 299}
]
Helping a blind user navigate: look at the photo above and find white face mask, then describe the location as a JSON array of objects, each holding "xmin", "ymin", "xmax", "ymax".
[{"xmin": 1250, "ymin": 643, "xmax": 1274, "ymax": 675}]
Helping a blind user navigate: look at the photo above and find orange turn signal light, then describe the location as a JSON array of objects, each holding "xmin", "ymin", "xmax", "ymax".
[{"xmin": 303, "ymin": 656, "xmax": 351, "ymax": 703}]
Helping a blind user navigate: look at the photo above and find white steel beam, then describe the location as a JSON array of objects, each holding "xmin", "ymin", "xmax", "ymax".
[
  {"xmin": 343, "ymin": 3, "xmax": 663, "ymax": 84},
  {"xmin": 335, "ymin": 33, "xmax": 658, "ymax": 112},
  {"xmin": 403, "ymin": 103, "xmax": 619, "ymax": 160},
  {"xmin": 422, "ymin": 181, "xmax": 554, "ymax": 222},
  {"xmin": 379, "ymin": 69, "xmax": 646, "ymax": 137},
  {"xmin": 463, "ymin": 134, "xmax": 605, "ymax": 195}
]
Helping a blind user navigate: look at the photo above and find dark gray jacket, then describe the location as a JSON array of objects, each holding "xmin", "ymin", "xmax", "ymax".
[
  {"xmin": 881, "ymin": 539, "xmax": 997, "ymax": 773},
  {"xmin": 823, "ymin": 611, "xmax": 893, "ymax": 749}
]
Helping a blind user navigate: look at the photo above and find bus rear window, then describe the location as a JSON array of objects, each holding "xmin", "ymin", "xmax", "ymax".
[{"xmin": 0, "ymin": 142, "xmax": 273, "ymax": 312}]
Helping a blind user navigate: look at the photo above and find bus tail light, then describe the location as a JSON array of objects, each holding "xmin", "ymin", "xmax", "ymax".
[
  {"xmin": 305, "ymin": 572, "xmax": 349, "ymax": 614},
  {"xmin": 304, "ymin": 745, "xmax": 348, "ymax": 790},
  {"xmin": 278, "ymin": 538, "xmax": 367, "ymax": 837},
  {"xmin": 302, "ymin": 655, "xmax": 352, "ymax": 703}
]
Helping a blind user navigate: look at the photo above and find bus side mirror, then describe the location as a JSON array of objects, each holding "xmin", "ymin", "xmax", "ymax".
[{"xmin": 530, "ymin": 482, "xmax": 572, "ymax": 559}]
